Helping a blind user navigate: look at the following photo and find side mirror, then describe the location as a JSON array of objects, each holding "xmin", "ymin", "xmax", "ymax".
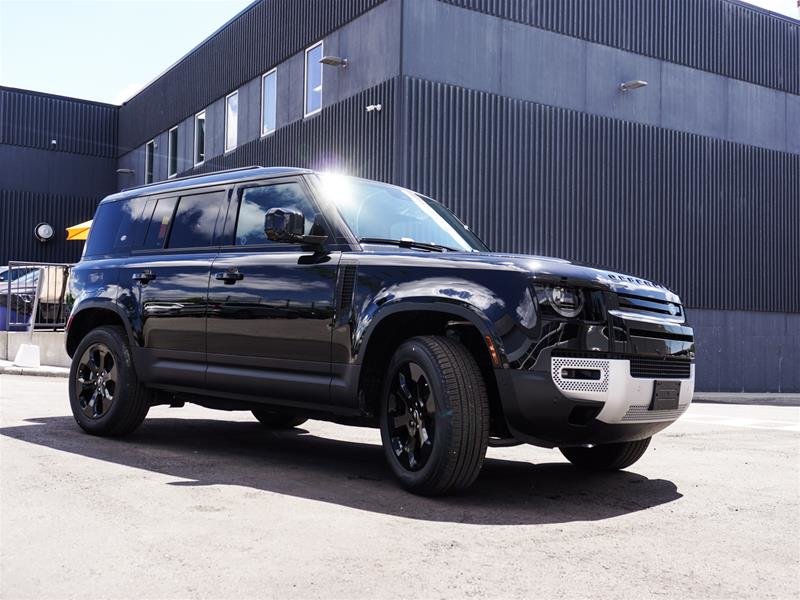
[
  {"xmin": 265, "ymin": 207, "xmax": 304, "ymax": 242},
  {"xmin": 264, "ymin": 207, "xmax": 327, "ymax": 247}
]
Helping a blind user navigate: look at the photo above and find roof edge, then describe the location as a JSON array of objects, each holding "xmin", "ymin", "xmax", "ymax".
[
  {"xmin": 0, "ymin": 85, "xmax": 119, "ymax": 109},
  {"xmin": 118, "ymin": 0, "xmax": 261, "ymax": 107}
]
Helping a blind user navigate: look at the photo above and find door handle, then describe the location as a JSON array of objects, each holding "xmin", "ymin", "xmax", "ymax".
[
  {"xmin": 132, "ymin": 270, "xmax": 156, "ymax": 284},
  {"xmin": 215, "ymin": 269, "xmax": 244, "ymax": 284}
]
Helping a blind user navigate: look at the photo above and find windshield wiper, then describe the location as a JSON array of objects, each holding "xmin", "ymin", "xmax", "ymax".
[{"xmin": 358, "ymin": 237, "xmax": 455, "ymax": 252}]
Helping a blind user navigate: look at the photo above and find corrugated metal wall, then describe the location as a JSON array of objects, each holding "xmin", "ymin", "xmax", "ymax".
[
  {"xmin": 401, "ymin": 76, "xmax": 799, "ymax": 314},
  {"xmin": 0, "ymin": 87, "xmax": 118, "ymax": 157},
  {"xmin": 118, "ymin": 0, "xmax": 387, "ymax": 152},
  {"xmin": 0, "ymin": 190, "xmax": 101, "ymax": 266},
  {"xmin": 0, "ymin": 88, "xmax": 118, "ymax": 266},
  {"xmin": 438, "ymin": 0, "xmax": 800, "ymax": 95},
  {"xmin": 190, "ymin": 79, "xmax": 395, "ymax": 182}
]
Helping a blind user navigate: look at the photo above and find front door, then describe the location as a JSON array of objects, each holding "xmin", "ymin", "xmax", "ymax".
[{"xmin": 205, "ymin": 178, "xmax": 340, "ymax": 407}]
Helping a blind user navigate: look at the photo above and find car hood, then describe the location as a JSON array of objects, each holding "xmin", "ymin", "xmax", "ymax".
[
  {"xmin": 479, "ymin": 252, "xmax": 682, "ymax": 303},
  {"xmin": 495, "ymin": 252, "xmax": 681, "ymax": 303},
  {"xmin": 360, "ymin": 244, "xmax": 681, "ymax": 304}
]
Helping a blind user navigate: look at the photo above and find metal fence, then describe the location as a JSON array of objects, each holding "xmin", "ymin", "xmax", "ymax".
[{"xmin": 2, "ymin": 262, "xmax": 72, "ymax": 331}]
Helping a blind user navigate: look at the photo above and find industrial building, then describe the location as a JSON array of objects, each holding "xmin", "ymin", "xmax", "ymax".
[{"xmin": 0, "ymin": 0, "xmax": 798, "ymax": 391}]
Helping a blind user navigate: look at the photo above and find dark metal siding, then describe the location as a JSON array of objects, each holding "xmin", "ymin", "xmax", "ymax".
[
  {"xmin": 118, "ymin": 0, "xmax": 388, "ymax": 152},
  {"xmin": 0, "ymin": 190, "xmax": 101, "ymax": 266},
  {"xmin": 438, "ymin": 0, "xmax": 800, "ymax": 95},
  {"xmin": 0, "ymin": 87, "xmax": 118, "ymax": 158},
  {"xmin": 188, "ymin": 79, "xmax": 395, "ymax": 183},
  {"xmin": 401, "ymin": 77, "xmax": 799, "ymax": 314}
]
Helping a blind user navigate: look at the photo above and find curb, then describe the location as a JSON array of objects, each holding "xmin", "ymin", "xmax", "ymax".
[
  {"xmin": 693, "ymin": 394, "xmax": 800, "ymax": 407},
  {"xmin": 0, "ymin": 365, "xmax": 69, "ymax": 378}
]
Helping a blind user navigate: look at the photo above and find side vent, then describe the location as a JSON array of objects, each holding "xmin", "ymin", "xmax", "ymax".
[{"xmin": 337, "ymin": 264, "xmax": 357, "ymax": 326}]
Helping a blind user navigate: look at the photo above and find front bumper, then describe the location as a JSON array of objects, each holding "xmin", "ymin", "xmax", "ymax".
[{"xmin": 496, "ymin": 355, "xmax": 694, "ymax": 448}]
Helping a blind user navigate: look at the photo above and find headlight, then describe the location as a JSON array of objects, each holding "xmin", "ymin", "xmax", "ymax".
[{"xmin": 545, "ymin": 285, "xmax": 584, "ymax": 318}]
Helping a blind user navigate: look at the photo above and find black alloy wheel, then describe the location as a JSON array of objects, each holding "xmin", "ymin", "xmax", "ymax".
[
  {"xmin": 69, "ymin": 325, "xmax": 150, "ymax": 437},
  {"xmin": 75, "ymin": 343, "xmax": 118, "ymax": 419},
  {"xmin": 386, "ymin": 362, "xmax": 436, "ymax": 471},
  {"xmin": 379, "ymin": 336, "xmax": 489, "ymax": 495}
]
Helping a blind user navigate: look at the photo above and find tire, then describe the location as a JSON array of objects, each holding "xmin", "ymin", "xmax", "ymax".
[
  {"xmin": 251, "ymin": 410, "xmax": 307, "ymax": 429},
  {"xmin": 559, "ymin": 437, "xmax": 652, "ymax": 471},
  {"xmin": 68, "ymin": 325, "xmax": 150, "ymax": 437},
  {"xmin": 379, "ymin": 335, "xmax": 489, "ymax": 495}
]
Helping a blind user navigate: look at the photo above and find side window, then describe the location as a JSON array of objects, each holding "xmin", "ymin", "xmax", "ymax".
[
  {"xmin": 141, "ymin": 197, "xmax": 178, "ymax": 250},
  {"xmin": 234, "ymin": 183, "xmax": 317, "ymax": 246},
  {"xmin": 166, "ymin": 192, "xmax": 226, "ymax": 249},
  {"xmin": 84, "ymin": 199, "xmax": 144, "ymax": 257}
]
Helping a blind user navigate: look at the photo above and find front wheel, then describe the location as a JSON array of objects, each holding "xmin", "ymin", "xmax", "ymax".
[
  {"xmin": 559, "ymin": 437, "xmax": 651, "ymax": 471},
  {"xmin": 379, "ymin": 336, "xmax": 489, "ymax": 495}
]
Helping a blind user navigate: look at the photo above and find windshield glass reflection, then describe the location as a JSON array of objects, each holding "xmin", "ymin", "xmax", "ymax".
[{"xmin": 316, "ymin": 174, "xmax": 488, "ymax": 252}]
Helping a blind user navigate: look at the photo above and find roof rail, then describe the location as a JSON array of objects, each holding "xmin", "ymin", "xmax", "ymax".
[{"xmin": 124, "ymin": 165, "xmax": 263, "ymax": 191}]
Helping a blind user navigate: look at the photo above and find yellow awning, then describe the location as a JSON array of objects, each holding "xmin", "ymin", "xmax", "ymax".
[{"xmin": 66, "ymin": 220, "xmax": 92, "ymax": 241}]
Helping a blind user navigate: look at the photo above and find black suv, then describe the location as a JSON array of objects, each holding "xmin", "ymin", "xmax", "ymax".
[{"xmin": 66, "ymin": 166, "xmax": 695, "ymax": 495}]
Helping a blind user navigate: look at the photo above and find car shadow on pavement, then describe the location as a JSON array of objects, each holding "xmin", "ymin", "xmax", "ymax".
[{"xmin": 0, "ymin": 416, "xmax": 682, "ymax": 525}]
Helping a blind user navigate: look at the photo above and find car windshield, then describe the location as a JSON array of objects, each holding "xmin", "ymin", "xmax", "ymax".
[
  {"xmin": 0, "ymin": 267, "xmax": 36, "ymax": 282},
  {"xmin": 316, "ymin": 174, "xmax": 488, "ymax": 252}
]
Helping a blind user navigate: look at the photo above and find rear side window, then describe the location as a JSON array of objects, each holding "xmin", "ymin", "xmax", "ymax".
[
  {"xmin": 141, "ymin": 197, "xmax": 178, "ymax": 250},
  {"xmin": 167, "ymin": 192, "xmax": 226, "ymax": 249},
  {"xmin": 84, "ymin": 199, "xmax": 144, "ymax": 257},
  {"xmin": 235, "ymin": 183, "xmax": 316, "ymax": 246}
]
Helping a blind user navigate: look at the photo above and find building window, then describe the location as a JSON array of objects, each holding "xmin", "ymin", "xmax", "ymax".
[
  {"xmin": 144, "ymin": 140, "xmax": 155, "ymax": 184},
  {"xmin": 261, "ymin": 69, "xmax": 277, "ymax": 136},
  {"xmin": 225, "ymin": 91, "xmax": 238, "ymax": 152},
  {"xmin": 194, "ymin": 110, "xmax": 206, "ymax": 166},
  {"xmin": 168, "ymin": 126, "xmax": 178, "ymax": 178},
  {"xmin": 304, "ymin": 41, "xmax": 323, "ymax": 117}
]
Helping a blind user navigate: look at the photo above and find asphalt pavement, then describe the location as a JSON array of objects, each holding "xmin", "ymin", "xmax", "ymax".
[{"xmin": 1, "ymin": 374, "xmax": 798, "ymax": 599}]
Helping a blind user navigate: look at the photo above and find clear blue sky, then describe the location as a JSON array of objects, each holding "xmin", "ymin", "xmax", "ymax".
[
  {"xmin": 0, "ymin": 0, "xmax": 797, "ymax": 106},
  {"xmin": 0, "ymin": 0, "xmax": 254, "ymax": 104}
]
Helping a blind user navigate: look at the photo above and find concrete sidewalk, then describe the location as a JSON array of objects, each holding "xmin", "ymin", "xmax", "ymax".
[
  {"xmin": 1, "ymin": 360, "xmax": 798, "ymax": 407},
  {"xmin": 0, "ymin": 360, "xmax": 69, "ymax": 378}
]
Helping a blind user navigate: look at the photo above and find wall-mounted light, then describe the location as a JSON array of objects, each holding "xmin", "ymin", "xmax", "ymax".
[
  {"xmin": 319, "ymin": 55, "xmax": 348, "ymax": 69},
  {"xmin": 50, "ymin": 139, "xmax": 57, "ymax": 147},
  {"xmin": 116, "ymin": 168, "xmax": 135, "ymax": 175},
  {"xmin": 34, "ymin": 222, "xmax": 55, "ymax": 243},
  {"xmin": 366, "ymin": 104, "xmax": 382, "ymax": 113},
  {"xmin": 620, "ymin": 80, "xmax": 648, "ymax": 92}
]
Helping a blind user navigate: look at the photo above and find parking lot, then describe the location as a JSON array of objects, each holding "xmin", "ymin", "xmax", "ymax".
[{"xmin": 1, "ymin": 374, "xmax": 798, "ymax": 599}]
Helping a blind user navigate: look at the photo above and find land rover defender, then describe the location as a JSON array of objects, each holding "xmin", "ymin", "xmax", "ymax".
[{"xmin": 66, "ymin": 167, "xmax": 695, "ymax": 495}]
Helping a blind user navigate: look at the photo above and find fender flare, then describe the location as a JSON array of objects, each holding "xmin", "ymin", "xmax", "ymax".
[
  {"xmin": 354, "ymin": 299, "xmax": 504, "ymax": 365},
  {"xmin": 66, "ymin": 300, "xmax": 137, "ymax": 357}
]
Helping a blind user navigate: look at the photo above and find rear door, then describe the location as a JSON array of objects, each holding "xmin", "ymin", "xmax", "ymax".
[
  {"xmin": 120, "ymin": 187, "xmax": 229, "ymax": 388},
  {"xmin": 205, "ymin": 177, "xmax": 341, "ymax": 407}
]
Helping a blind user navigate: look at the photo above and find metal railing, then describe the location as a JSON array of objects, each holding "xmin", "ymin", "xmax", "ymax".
[{"xmin": 2, "ymin": 262, "xmax": 73, "ymax": 331}]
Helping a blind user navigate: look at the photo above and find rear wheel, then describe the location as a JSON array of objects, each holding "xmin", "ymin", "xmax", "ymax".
[
  {"xmin": 69, "ymin": 326, "xmax": 150, "ymax": 436},
  {"xmin": 251, "ymin": 410, "xmax": 307, "ymax": 429},
  {"xmin": 559, "ymin": 437, "xmax": 651, "ymax": 471},
  {"xmin": 379, "ymin": 335, "xmax": 489, "ymax": 495}
]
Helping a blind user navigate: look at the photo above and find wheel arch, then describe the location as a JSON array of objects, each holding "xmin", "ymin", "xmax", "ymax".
[
  {"xmin": 356, "ymin": 304, "xmax": 508, "ymax": 437},
  {"xmin": 66, "ymin": 303, "xmax": 133, "ymax": 358}
]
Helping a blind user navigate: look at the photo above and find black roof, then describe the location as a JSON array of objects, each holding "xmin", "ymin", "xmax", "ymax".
[{"xmin": 104, "ymin": 166, "xmax": 313, "ymax": 203}]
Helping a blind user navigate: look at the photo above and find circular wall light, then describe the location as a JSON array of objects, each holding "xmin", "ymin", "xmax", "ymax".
[{"xmin": 34, "ymin": 222, "xmax": 55, "ymax": 243}]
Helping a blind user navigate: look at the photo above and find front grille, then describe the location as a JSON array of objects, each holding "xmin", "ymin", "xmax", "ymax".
[
  {"xmin": 615, "ymin": 292, "xmax": 683, "ymax": 322},
  {"xmin": 630, "ymin": 356, "xmax": 691, "ymax": 379}
]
